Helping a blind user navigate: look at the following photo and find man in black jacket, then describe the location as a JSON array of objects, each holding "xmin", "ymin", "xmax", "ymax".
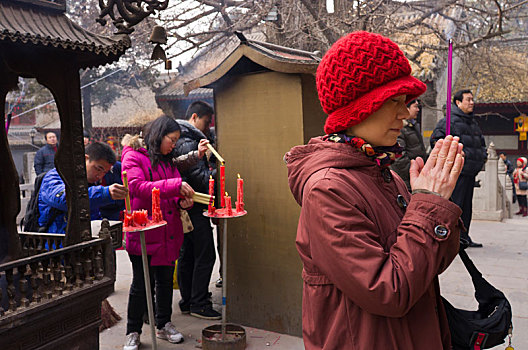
[
  {"xmin": 431, "ymin": 89, "xmax": 487, "ymax": 248},
  {"xmin": 34, "ymin": 131, "xmax": 58, "ymax": 175},
  {"xmin": 174, "ymin": 101, "xmax": 221, "ymax": 320}
]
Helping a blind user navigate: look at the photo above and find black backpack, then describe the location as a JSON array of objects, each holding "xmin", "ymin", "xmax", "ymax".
[
  {"xmin": 20, "ymin": 171, "xmax": 61, "ymax": 233},
  {"xmin": 443, "ymin": 249, "xmax": 513, "ymax": 349}
]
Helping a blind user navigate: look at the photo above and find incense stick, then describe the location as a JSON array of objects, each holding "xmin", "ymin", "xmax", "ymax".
[
  {"xmin": 122, "ymin": 171, "xmax": 132, "ymax": 214},
  {"xmin": 192, "ymin": 192, "xmax": 215, "ymax": 205},
  {"xmin": 446, "ymin": 38, "xmax": 453, "ymax": 136},
  {"xmin": 206, "ymin": 143, "xmax": 225, "ymax": 164}
]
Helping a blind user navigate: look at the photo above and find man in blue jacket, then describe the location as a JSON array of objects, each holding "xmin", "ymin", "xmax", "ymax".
[
  {"xmin": 38, "ymin": 142, "xmax": 127, "ymax": 233},
  {"xmin": 34, "ymin": 131, "xmax": 58, "ymax": 175}
]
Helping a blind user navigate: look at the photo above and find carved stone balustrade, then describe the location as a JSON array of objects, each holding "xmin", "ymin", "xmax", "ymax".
[{"xmin": 472, "ymin": 142, "xmax": 507, "ymax": 221}]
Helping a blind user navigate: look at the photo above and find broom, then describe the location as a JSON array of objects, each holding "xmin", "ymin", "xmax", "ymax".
[{"xmin": 100, "ymin": 298, "xmax": 122, "ymax": 332}]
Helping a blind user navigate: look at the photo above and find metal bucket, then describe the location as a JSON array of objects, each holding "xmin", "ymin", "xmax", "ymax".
[{"xmin": 202, "ymin": 324, "xmax": 246, "ymax": 350}]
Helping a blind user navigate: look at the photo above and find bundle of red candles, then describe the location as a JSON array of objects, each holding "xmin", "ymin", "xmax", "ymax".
[{"xmin": 123, "ymin": 187, "xmax": 164, "ymax": 227}]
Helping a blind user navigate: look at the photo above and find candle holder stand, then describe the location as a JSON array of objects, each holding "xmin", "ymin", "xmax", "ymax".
[
  {"xmin": 123, "ymin": 220, "xmax": 167, "ymax": 350},
  {"xmin": 202, "ymin": 209, "xmax": 247, "ymax": 349}
]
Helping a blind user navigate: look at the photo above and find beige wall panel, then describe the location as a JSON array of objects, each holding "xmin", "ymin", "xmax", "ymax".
[
  {"xmin": 301, "ymin": 74, "xmax": 326, "ymax": 142},
  {"xmin": 214, "ymin": 71, "xmax": 310, "ymax": 336}
]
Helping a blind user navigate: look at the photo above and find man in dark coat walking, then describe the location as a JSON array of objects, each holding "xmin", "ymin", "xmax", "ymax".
[
  {"xmin": 34, "ymin": 131, "xmax": 58, "ymax": 175},
  {"xmin": 391, "ymin": 99, "xmax": 427, "ymax": 190},
  {"xmin": 431, "ymin": 89, "xmax": 487, "ymax": 247},
  {"xmin": 174, "ymin": 101, "xmax": 221, "ymax": 320}
]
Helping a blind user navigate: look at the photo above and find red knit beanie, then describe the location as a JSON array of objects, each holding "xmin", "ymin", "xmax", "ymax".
[{"xmin": 317, "ymin": 31, "xmax": 426, "ymax": 134}]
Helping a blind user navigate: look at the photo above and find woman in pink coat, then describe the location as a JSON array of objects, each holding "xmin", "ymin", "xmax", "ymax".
[{"xmin": 121, "ymin": 116, "xmax": 194, "ymax": 350}]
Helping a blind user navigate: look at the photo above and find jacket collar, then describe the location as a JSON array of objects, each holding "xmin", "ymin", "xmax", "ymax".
[
  {"xmin": 177, "ymin": 120, "xmax": 207, "ymax": 140},
  {"xmin": 451, "ymin": 104, "xmax": 473, "ymax": 120}
]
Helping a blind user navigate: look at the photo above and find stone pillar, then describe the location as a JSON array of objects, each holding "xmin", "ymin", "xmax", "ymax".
[
  {"xmin": 472, "ymin": 143, "xmax": 504, "ymax": 221},
  {"xmin": 23, "ymin": 152, "xmax": 36, "ymax": 185},
  {"xmin": 498, "ymin": 155, "xmax": 512, "ymax": 218}
]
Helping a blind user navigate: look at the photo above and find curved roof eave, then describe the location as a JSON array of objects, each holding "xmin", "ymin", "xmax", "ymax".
[
  {"xmin": 0, "ymin": 1, "xmax": 130, "ymax": 68},
  {"xmin": 184, "ymin": 43, "xmax": 319, "ymax": 96}
]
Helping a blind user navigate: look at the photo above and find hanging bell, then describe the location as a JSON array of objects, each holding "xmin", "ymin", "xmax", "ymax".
[
  {"xmin": 165, "ymin": 60, "xmax": 172, "ymax": 71},
  {"xmin": 149, "ymin": 25, "xmax": 167, "ymax": 44},
  {"xmin": 151, "ymin": 44, "xmax": 167, "ymax": 61}
]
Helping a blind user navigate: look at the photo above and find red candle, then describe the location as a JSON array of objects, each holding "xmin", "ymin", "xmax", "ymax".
[
  {"xmin": 225, "ymin": 193, "xmax": 232, "ymax": 216},
  {"xmin": 208, "ymin": 176, "xmax": 215, "ymax": 214},
  {"xmin": 133, "ymin": 210, "xmax": 148, "ymax": 226},
  {"xmin": 220, "ymin": 164, "xmax": 225, "ymax": 207},
  {"xmin": 152, "ymin": 187, "xmax": 162, "ymax": 222},
  {"xmin": 208, "ymin": 201, "xmax": 216, "ymax": 215},
  {"xmin": 124, "ymin": 213, "xmax": 134, "ymax": 227},
  {"xmin": 209, "ymin": 175, "xmax": 214, "ymax": 196},
  {"xmin": 236, "ymin": 174, "xmax": 244, "ymax": 212}
]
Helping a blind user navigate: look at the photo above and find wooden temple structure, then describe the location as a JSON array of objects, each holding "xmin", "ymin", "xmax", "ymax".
[
  {"xmin": 0, "ymin": 0, "xmax": 131, "ymax": 348},
  {"xmin": 184, "ymin": 34, "xmax": 324, "ymax": 336}
]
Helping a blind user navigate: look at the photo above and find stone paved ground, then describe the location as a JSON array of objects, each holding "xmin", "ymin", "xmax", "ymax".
[
  {"xmin": 440, "ymin": 216, "xmax": 528, "ymax": 349},
  {"xmin": 100, "ymin": 216, "xmax": 527, "ymax": 349}
]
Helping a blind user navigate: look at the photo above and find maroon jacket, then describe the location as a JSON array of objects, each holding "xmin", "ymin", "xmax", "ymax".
[{"xmin": 286, "ymin": 137, "xmax": 462, "ymax": 350}]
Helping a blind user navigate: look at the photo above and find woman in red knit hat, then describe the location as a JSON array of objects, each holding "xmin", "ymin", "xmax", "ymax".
[{"xmin": 285, "ymin": 31, "xmax": 465, "ymax": 349}]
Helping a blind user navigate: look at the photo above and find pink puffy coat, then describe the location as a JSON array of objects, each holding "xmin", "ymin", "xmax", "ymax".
[{"xmin": 122, "ymin": 145, "xmax": 184, "ymax": 266}]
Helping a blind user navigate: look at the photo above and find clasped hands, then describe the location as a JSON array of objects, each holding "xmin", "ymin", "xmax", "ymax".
[{"xmin": 410, "ymin": 135, "xmax": 465, "ymax": 200}]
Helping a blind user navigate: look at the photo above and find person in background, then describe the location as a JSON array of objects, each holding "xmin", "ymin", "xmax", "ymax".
[
  {"xmin": 98, "ymin": 160, "xmax": 125, "ymax": 221},
  {"xmin": 286, "ymin": 31, "xmax": 464, "ymax": 349},
  {"xmin": 174, "ymin": 101, "xmax": 221, "ymax": 320},
  {"xmin": 500, "ymin": 153, "xmax": 514, "ymax": 176},
  {"xmin": 84, "ymin": 130, "xmax": 91, "ymax": 146},
  {"xmin": 391, "ymin": 99, "xmax": 428, "ymax": 191},
  {"xmin": 121, "ymin": 115, "xmax": 194, "ymax": 350},
  {"xmin": 513, "ymin": 157, "xmax": 528, "ymax": 216},
  {"xmin": 499, "ymin": 152, "xmax": 516, "ymax": 203},
  {"xmin": 34, "ymin": 131, "xmax": 58, "ymax": 175},
  {"xmin": 37, "ymin": 142, "xmax": 127, "ymax": 234},
  {"xmin": 431, "ymin": 89, "xmax": 487, "ymax": 248}
]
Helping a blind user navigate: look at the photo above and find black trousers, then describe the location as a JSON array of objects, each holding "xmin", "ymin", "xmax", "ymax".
[
  {"xmin": 451, "ymin": 174, "xmax": 476, "ymax": 242},
  {"xmin": 126, "ymin": 253, "xmax": 174, "ymax": 335},
  {"xmin": 177, "ymin": 207, "xmax": 216, "ymax": 310},
  {"xmin": 518, "ymin": 194, "xmax": 527, "ymax": 207}
]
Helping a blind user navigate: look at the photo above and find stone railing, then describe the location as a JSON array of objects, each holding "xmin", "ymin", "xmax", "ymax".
[
  {"xmin": 472, "ymin": 142, "xmax": 513, "ymax": 221},
  {"xmin": 0, "ymin": 226, "xmax": 115, "ymax": 349},
  {"xmin": 497, "ymin": 152, "xmax": 513, "ymax": 218}
]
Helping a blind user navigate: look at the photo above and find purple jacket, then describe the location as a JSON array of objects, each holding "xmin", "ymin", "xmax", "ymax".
[{"xmin": 121, "ymin": 145, "xmax": 184, "ymax": 266}]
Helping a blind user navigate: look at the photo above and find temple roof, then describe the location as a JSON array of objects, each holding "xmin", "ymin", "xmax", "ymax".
[
  {"xmin": 0, "ymin": 1, "xmax": 130, "ymax": 68},
  {"xmin": 183, "ymin": 34, "xmax": 321, "ymax": 95},
  {"xmin": 156, "ymin": 87, "xmax": 212, "ymax": 101}
]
